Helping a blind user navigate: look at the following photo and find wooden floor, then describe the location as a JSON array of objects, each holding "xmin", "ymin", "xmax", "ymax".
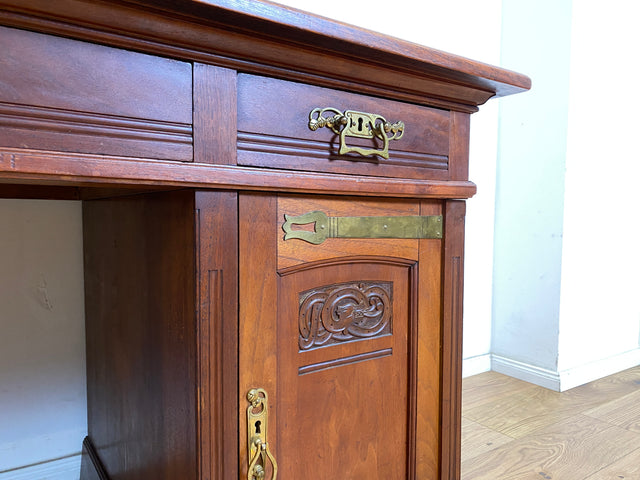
[{"xmin": 461, "ymin": 365, "xmax": 640, "ymax": 480}]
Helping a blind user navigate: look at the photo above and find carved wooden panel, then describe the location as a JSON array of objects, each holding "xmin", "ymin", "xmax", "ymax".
[{"xmin": 298, "ymin": 281, "xmax": 392, "ymax": 351}]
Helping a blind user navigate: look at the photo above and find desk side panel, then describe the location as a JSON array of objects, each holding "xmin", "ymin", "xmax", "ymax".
[{"xmin": 82, "ymin": 190, "xmax": 198, "ymax": 480}]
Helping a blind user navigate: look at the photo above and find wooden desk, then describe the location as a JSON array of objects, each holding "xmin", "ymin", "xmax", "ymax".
[{"xmin": 0, "ymin": 1, "xmax": 530, "ymax": 478}]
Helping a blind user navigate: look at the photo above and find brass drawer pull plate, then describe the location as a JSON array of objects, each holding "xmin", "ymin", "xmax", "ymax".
[
  {"xmin": 283, "ymin": 210, "xmax": 442, "ymax": 244},
  {"xmin": 308, "ymin": 107, "xmax": 404, "ymax": 159},
  {"xmin": 246, "ymin": 388, "xmax": 278, "ymax": 480}
]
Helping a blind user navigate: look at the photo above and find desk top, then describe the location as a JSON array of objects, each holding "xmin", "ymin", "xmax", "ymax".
[
  {"xmin": 0, "ymin": 0, "xmax": 530, "ymax": 198},
  {"xmin": 0, "ymin": 0, "xmax": 530, "ymax": 110}
]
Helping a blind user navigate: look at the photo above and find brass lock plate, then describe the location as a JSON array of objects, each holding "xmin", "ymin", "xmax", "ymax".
[
  {"xmin": 342, "ymin": 110, "xmax": 380, "ymax": 139},
  {"xmin": 308, "ymin": 107, "xmax": 404, "ymax": 159},
  {"xmin": 246, "ymin": 388, "xmax": 278, "ymax": 480}
]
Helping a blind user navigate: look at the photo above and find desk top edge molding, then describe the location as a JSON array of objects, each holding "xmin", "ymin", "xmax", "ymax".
[
  {"xmin": 0, "ymin": 148, "xmax": 478, "ymax": 199},
  {"xmin": 0, "ymin": 0, "xmax": 531, "ymax": 111}
]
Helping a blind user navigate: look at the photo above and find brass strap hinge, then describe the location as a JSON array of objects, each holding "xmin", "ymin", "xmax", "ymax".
[{"xmin": 282, "ymin": 211, "xmax": 442, "ymax": 245}]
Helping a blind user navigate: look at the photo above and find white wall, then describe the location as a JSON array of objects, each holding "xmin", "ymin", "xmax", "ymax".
[
  {"xmin": 0, "ymin": 200, "xmax": 86, "ymax": 476},
  {"xmin": 270, "ymin": 0, "xmax": 504, "ymax": 378},
  {"xmin": 492, "ymin": 0, "xmax": 640, "ymax": 390},
  {"xmin": 491, "ymin": 0, "xmax": 572, "ymax": 379},
  {"xmin": 558, "ymin": 0, "xmax": 640, "ymax": 388}
]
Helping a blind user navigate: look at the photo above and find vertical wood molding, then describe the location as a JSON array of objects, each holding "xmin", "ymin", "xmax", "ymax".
[
  {"xmin": 196, "ymin": 192, "xmax": 239, "ymax": 480},
  {"xmin": 441, "ymin": 200, "xmax": 466, "ymax": 480},
  {"xmin": 407, "ymin": 262, "xmax": 419, "ymax": 480},
  {"xmin": 445, "ymin": 256, "xmax": 462, "ymax": 477},
  {"xmin": 209, "ymin": 270, "xmax": 224, "ymax": 480},
  {"xmin": 194, "ymin": 198, "xmax": 212, "ymax": 479},
  {"xmin": 193, "ymin": 64, "xmax": 237, "ymax": 165},
  {"xmin": 415, "ymin": 200, "xmax": 443, "ymax": 480},
  {"xmin": 238, "ymin": 193, "xmax": 278, "ymax": 477},
  {"xmin": 448, "ymin": 112, "xmax": 470, "ymax": 181},
  {"xmin": 198, "ymin": 269, "xmax": 224, "ymax": 479}
]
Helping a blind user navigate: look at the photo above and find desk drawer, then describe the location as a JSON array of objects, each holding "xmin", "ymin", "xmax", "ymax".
[
  {"xmin": 237, "ymin": 74, "xmax": 450, "ymax": 180},
  {"xmin": 0, "ymin": 26, "xmax": 193, "ymax": 161}
]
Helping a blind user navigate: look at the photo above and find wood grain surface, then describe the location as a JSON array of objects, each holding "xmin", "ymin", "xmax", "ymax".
[
  {"xmin": 461, "ymin": 366, "xmax": 640, "ymax": 480},
  {"xmin": 415, "ymin": 200, "xmax": 444, "ymax": 480},
  {"xmin": 462, "ymin": 371, "xmax": 541, "ymax": 412},
  {"xmin": 83, "ymin": 190, "xmax": 198, "ymax": 480},
  {"xmin": 240, "ymin": 193, "xmax": 445, "ymax": 479},
  {"xmin": 583, "ymin": 448, "xmax": 640, "ymax": 479},
  {"xmin": 583, "ymin": 389, "xmax": 640, "ymax": 433},
  {"xmin": 0, "ymin": 26, "xmax": 193, "ymax": 160},
  {"xmin": 461, "ymin": 417, "xmax": 517, "ymax": 462},
  {"xmin": 0, "ymin": 147, "xmax": 477, "ymax": 199},
  {"xmin": 440, "ymin": 200, "xmax": 466, "ymax": 480},
  {"xmin": 237, "ymin": 74, "xmax": 451, "ymax": 180},
  {"xmin": 194, "ymin": 191, "xmax": 239, "ymax": 480}
]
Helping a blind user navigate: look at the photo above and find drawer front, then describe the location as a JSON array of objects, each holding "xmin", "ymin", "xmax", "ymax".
[
  {"xmin": 0, "ymin": 26, "xmax": 193, "ymax": 161},
  {"xmin": 237, "ymin": 74, "xmax": 451, "ymax": 180}
]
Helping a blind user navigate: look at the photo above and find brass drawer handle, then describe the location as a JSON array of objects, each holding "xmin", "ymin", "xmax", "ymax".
[
  {"xmin": 247, "ymin": 388, "xmax": 278, "ymax": 480},
  {"xmin": 308, "ymin": 107, "xmax": 404, "ymax": 159}
]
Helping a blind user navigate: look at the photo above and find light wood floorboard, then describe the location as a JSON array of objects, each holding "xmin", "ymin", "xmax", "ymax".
[
  {"xmin": 582, "ymin": 446, "xmax": 640, "ymax": 479},
  {"xmin": 583, "ymin": 389, "xmax": 640, "ymax": 433},
  {"xmin": 462, "ymin": 371, "xmax": 540, "ymax": 412},
  {"xmin": 461, "ymin": 417, "xmax": 513, "ymax": 462},
  {"xmin": 462, "ymin": 365, "xmax": 640, "ymax": 480}
]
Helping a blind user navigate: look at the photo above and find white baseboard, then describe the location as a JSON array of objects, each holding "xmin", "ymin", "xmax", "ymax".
[
  {"xmin": 462, "ymin": 353, "xmax": 492, "ymax": 378},
  {"xmin": 558, "ymin": 348, "xmax": 640, "ymax": 391},
  {"xmin": 491, "ymin": 348, "xmax": 640, "ymax": 392},
  {"xmin": 491, "ymin": 354, "xmax": 561, "ymax": 391},
  {"xmin": 0, "ymin": 454, "xmax": 81, "ymax": 480}
]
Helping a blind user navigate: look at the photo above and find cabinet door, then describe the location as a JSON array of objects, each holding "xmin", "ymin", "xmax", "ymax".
[{"xmin": 239, "ymin": 193, "xmax": 443, "ymax": 479}]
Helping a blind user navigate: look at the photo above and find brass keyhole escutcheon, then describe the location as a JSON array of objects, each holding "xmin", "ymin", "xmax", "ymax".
[{"xmin": 246, "ymin": 388, "xmax": 278, "ymax": 480}]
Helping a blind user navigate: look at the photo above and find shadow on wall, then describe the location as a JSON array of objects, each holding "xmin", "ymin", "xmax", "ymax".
[{"xmin": 0, "ymin": 199, "xmax": 87, "ymax": 477}]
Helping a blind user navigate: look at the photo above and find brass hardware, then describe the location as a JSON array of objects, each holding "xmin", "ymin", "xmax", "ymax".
[
  {"xmin": 246, "ymin": 388, "xmax": 278, "ymax": 480},
  {"xmin": 308, "ymin": 107, "xmax": 404, "ymax": 159},
  {"xmin": 283, "ymin": 211, "xmax": 442, "ymax": 244}
]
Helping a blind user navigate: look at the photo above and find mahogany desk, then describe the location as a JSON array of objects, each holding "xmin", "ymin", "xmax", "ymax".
[{"xmin": 0, "ymin": 1, "xmax": 530, "ymax": 478}]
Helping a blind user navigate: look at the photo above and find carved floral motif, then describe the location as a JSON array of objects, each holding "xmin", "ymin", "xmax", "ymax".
[{"xmin": 298, "ymin": 281, "xmax": 392, "ymax": 351}]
